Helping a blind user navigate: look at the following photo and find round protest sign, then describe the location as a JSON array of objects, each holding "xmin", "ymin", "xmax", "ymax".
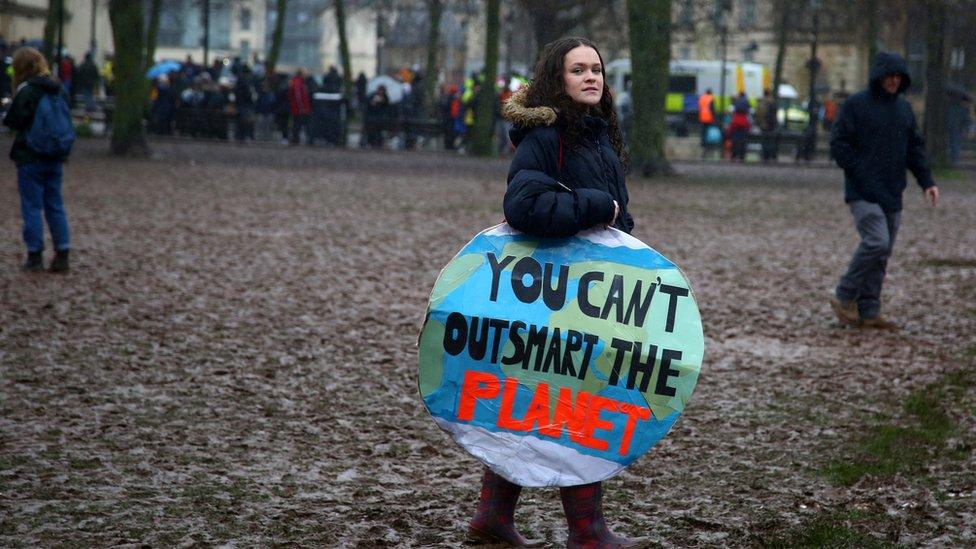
[{"xmin": 418, "ymin": 224, "xmax": 703, "ymax": 487}]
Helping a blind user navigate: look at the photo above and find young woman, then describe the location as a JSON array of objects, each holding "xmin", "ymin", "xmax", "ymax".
[
  {"xmin": 467, "ymin": 37, "xmax": 640, "ymax": 549},
  {"xmin": 3, "ymin": 47, "xmax": 72, "ymax": 272}
]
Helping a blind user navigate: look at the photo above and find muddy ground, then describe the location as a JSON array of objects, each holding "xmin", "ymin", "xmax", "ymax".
[{"xmin": 1, "ymin": 139, "xmax": 974, "ymax": 548}]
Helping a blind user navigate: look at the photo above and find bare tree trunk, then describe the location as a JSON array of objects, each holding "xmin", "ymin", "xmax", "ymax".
[
  {"xmin": 144, "ymin": 0, "xmax": 162, "ymax": 73},
  {"xmin": 923, "ymin": 0, "xmax": 948, "ymax": 168},
  {"xmin": 423, "ymin": 0, "xmax": 444, "ymax": 116},
  {"xmin": 108, "ymin": 0, "xmax": 149, "ymax": 156},
  {"xmin": 626, "ymin": 0, "xmax": 673, "ymax": 176},
  {"xmin": 267, "ymin": 0, "xmax": 288, "ymax": 77},
  {"xmin": 529, "ymin": 11, "xmax": 561, "ymax": 54},
  {"xmin": 334, "ymin": 0, "xmax": 354, "ymax": 97},
  {"xmin": 864, "ymin": 0, "xmax": 879, "ymax": 68},
  {"xmin": 772, "ymin": 0, "xmax": 789, "ymax": 111},
  {"xmin": 43, "ymin": 0, "xmax": 64, "ymax": 65},
  {"xmin": 470, "ymin": 0, "xmax": 500, "ymax": 156},
  {"xmin": 518, "ymin": 0, "xmax": 586, "ymax": 58},
  {"xmin": 334, "ymin": 0, "xmax": 353, "ymax": 143}
]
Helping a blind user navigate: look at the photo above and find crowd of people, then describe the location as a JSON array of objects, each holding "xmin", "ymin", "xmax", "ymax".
[{"xmin": 141, "ymin": 55, "xmax": 526, "ymax": 152}]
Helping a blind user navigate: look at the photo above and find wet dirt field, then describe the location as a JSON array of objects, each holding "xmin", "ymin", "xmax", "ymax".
[{"xmin": 1, "ymin": 139, "xmax": 974, "ymax": 547}]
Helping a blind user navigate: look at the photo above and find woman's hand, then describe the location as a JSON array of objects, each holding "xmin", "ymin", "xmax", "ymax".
[{"xmin": 607, "ymin": 200, "xmax": 619, "ymax": 227}]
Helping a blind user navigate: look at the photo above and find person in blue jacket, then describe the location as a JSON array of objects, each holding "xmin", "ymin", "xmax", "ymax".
[
  {"xmin": 466, "ymin": 37, "xmax": 641, "ymax": 549},
  {"xmin": 3, "ymin": 47, "xmax": 72, "ymax": 272},
  {"xmin": 828, "ymin": 51, "xmax": 939, "ymax": 329}
]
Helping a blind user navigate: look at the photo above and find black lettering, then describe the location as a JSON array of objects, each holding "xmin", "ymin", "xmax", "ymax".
[
  {"xmin": 607, "ymin": 338, "xmax": 632, "ymax": 386},
  {"xmin": 487, "ymin": 253, "xmax": 515, "ymax": 301},
  {"xmin": 627, "ymin": 342, "xmax": 658, "ymax": 392},
  {"xmin": 443, "ymin": 312, "xmax": 467, "ymax": 356},
  {"xmin": 659, "ymin": 283, "xmax": 690, "ymax": 333},
  {"xmin": 487, "ymin": 318, "xmax": 510, "ymax": 363},
  {"xmin": 542, "ymin": 327, "xmax": 562, "ymax": 374},
  {"xmin": 561, "ymin": 330, "xmax": 583, "ymax": 378},
  {"xmin": 542, "ymin": 262, "xmax": 570, "ymax": 311},
  {"xmin": 578, "ymin": 271, "xmax": 604, "ymax": 318},
  {"xmin": 511, "ymin": 257, "xmax": 542, "ymax": 304},
  {"xmin": 523, "ymin": 324, "xmax": 549, "ymax": 371},
  {"xmin": 467, "ymin": 316, "xmax": 490, "ymax": 360},
  {"xmin": 577, "ymin": 333, "xmax": 599, "ymax": 380},
  {"xmin": 500, "ymin": 321, "xmax": 526, "ymax": 365},
  {"xmin": 623, "ymin": 278, "xmax": 658, "ymax": 328},
  {"xmin": 655, "ymin": 348, "xmax": 682, "ymax": 397},
  {"xmin": 600, "ymin": 274, "xmax": 625, "ymax": 323}
]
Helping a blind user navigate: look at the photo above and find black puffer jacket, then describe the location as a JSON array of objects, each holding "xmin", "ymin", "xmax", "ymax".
[
  {"xmin": 830, "ymin": 52, "xmax": 935, "ymax": 212},
  {"xmin": 502, "ymin": 87, "xmax": 634, "ymax": 237},
  {"xmin": 3, "ymin": 75, "xmax": 71, "ymax": 165}
]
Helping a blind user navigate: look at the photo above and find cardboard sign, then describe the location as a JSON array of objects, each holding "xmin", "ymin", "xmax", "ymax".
[{"xmin": 418, "ymin": 224, "xmax": 704, "ymax": 487}]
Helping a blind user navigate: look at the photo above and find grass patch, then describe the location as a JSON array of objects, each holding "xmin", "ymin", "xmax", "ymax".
[
  {"xmin": 824, "ymin": 366, "xmax": 974, "ymax": 486},
  {"xmin": 760, "ymin": 509, "xmax": 896, "ymax": 548},
  {"xmin": 921, "ymin": 257, "xmax": 976, "ymax": 268},
  {"xmin": 931, "ymin": 167, "xmax": 969, "ymax": 180},
  {"xmin": 760, "ymin": 511, "xmax": 895, "ymax": 549}
]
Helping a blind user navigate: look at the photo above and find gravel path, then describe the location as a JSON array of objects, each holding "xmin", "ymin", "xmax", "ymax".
[{"xmin": 1, "ymin": 140, "xmax": 974, "ymax": 547}]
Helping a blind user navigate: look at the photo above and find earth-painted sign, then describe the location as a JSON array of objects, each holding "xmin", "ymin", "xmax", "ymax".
[{"xmin": 418, "ymin": 224, "xmax": 704, "ymax": 487}]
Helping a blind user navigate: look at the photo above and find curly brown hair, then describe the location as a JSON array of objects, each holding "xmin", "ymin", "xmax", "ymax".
[
  {"xmin": 11, "ymin": 47, "xmax": 51, "ymax": 91},
  {"xmin": 523, "ymin": 37, "xmax": 627, "ymax": 166}
]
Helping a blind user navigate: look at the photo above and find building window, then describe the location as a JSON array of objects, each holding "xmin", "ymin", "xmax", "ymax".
[{"xmin": 240, "ymin": 8, "xmax": 251, "ymax": 31}]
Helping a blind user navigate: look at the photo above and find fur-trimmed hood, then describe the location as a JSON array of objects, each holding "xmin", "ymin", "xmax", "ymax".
[
  {"xmin": 503, "ymin": 86, "xmax": 557, "ymax": 146},
  {"xmin": 502, "ymin": 86, "xmax": 557, "ymax": 127}
]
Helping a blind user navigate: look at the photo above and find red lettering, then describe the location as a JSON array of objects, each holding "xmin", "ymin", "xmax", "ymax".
[
  {"xmin": 617, "ymin": 403, "xmax": 652, "ymax": 455},
  {"xmin": 497, "ymin": 377, "xmax": 528, "ymax": 430},
  {"xmin": 579, "ymin": 394, "xmax": 618, "ymax": 451},
  {"xmin": 457, "ymin": 371, "xmax": 500, "ymax": 421},
  {"xmin": 521, "ymin": 382, "xmax": 551, "ymax": 432},
  {"xmin": 540, "ymin": 387, "xmax": 589, "ymax": 441},
  {"xmin": 457, "ymin": 373, "xmax": 653, "ymax": 456}
]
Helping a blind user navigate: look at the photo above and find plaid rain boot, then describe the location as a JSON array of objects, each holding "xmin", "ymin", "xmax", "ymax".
[
  {"xmin": 560, "ymin": 482, "xmax": 644, "ymax": 549},
  {"xmin": 468, "ymin": 468, "xmax": 543, "ymax": 547}
]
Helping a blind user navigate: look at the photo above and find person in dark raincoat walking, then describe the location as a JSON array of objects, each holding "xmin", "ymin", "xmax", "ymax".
[{"xmin": 828, "ymin": 52, "xmax": 939, "ymax": 329}]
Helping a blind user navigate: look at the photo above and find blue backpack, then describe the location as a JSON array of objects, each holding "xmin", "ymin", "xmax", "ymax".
[{"xmin": 26, "ymin": 90, "xmax": 76, "ymax": 157}]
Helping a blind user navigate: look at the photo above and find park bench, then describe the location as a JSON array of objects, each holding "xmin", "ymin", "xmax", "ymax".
[
  {"xmin": 398, "ymin": 117, "xmax": 446, "ymax": 149},
  {"xmin": 744, "ymin": 129, "xmax": 814, "ymax": 160}
]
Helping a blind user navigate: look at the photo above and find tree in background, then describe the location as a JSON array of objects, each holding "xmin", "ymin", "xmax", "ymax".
[
  {"xmin": 626, "ymin": 0, "xmax": 672, "ymax": 176},
  {"xmin": 144, "ymin": 0, "xmax": 163, "ymax": 73},
  {"xmin": 770, "ymin": 0, "xmax": 789, "ymax": 115},
  {"xmin": 923, "ymin": 0, "xmax": 948, "ymax": 168},
  {"xmin": 423, "ymin": 0, "xmax": 444, "ymax": 115},
  {"xmin": 42, "ymin": 0, "xmax": 65, "ymax": 65},
  {"xmin": 334, "ymin": 0, "xmax": 355, "ymax": 144},
  {"xmin": 334, "ymin": 0, "xmax": 355, "ymax": 97},
  {"xmin": 108, "ymin": 0, "xmax": 149, "ymax": 156},
  {"xmin": 266, "ymin": 0, "xmax": 288, "ymax": 76},
  {"xmin": 469, "ymin": 0, "xmax": 500, "ymax": 156},
  {"xmin": 516, "ymin": 0, "xmax": 603, "ymax": 57}
]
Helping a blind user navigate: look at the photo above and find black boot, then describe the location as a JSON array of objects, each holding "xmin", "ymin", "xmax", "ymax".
[
  {"xmin": 468, "ymin": 468, "xmax": 543, "ymax": 547},
  {"xmin": 49, "ymin": 249, "xmax": 69, "ymax": 273},
  {"xmin": 22, "ymin": 251, "xmax": 43, "ymax": 272}
]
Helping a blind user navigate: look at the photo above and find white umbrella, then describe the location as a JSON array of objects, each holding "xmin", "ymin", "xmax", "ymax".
[{"xmin": 367, "ymin": 75, "xmax": 405, "ymax": 104}]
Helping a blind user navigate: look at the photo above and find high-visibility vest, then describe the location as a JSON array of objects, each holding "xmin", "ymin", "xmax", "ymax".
[{"xmin": 698, "ymin": 93, "xmax": 714, "ymax": 124}]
